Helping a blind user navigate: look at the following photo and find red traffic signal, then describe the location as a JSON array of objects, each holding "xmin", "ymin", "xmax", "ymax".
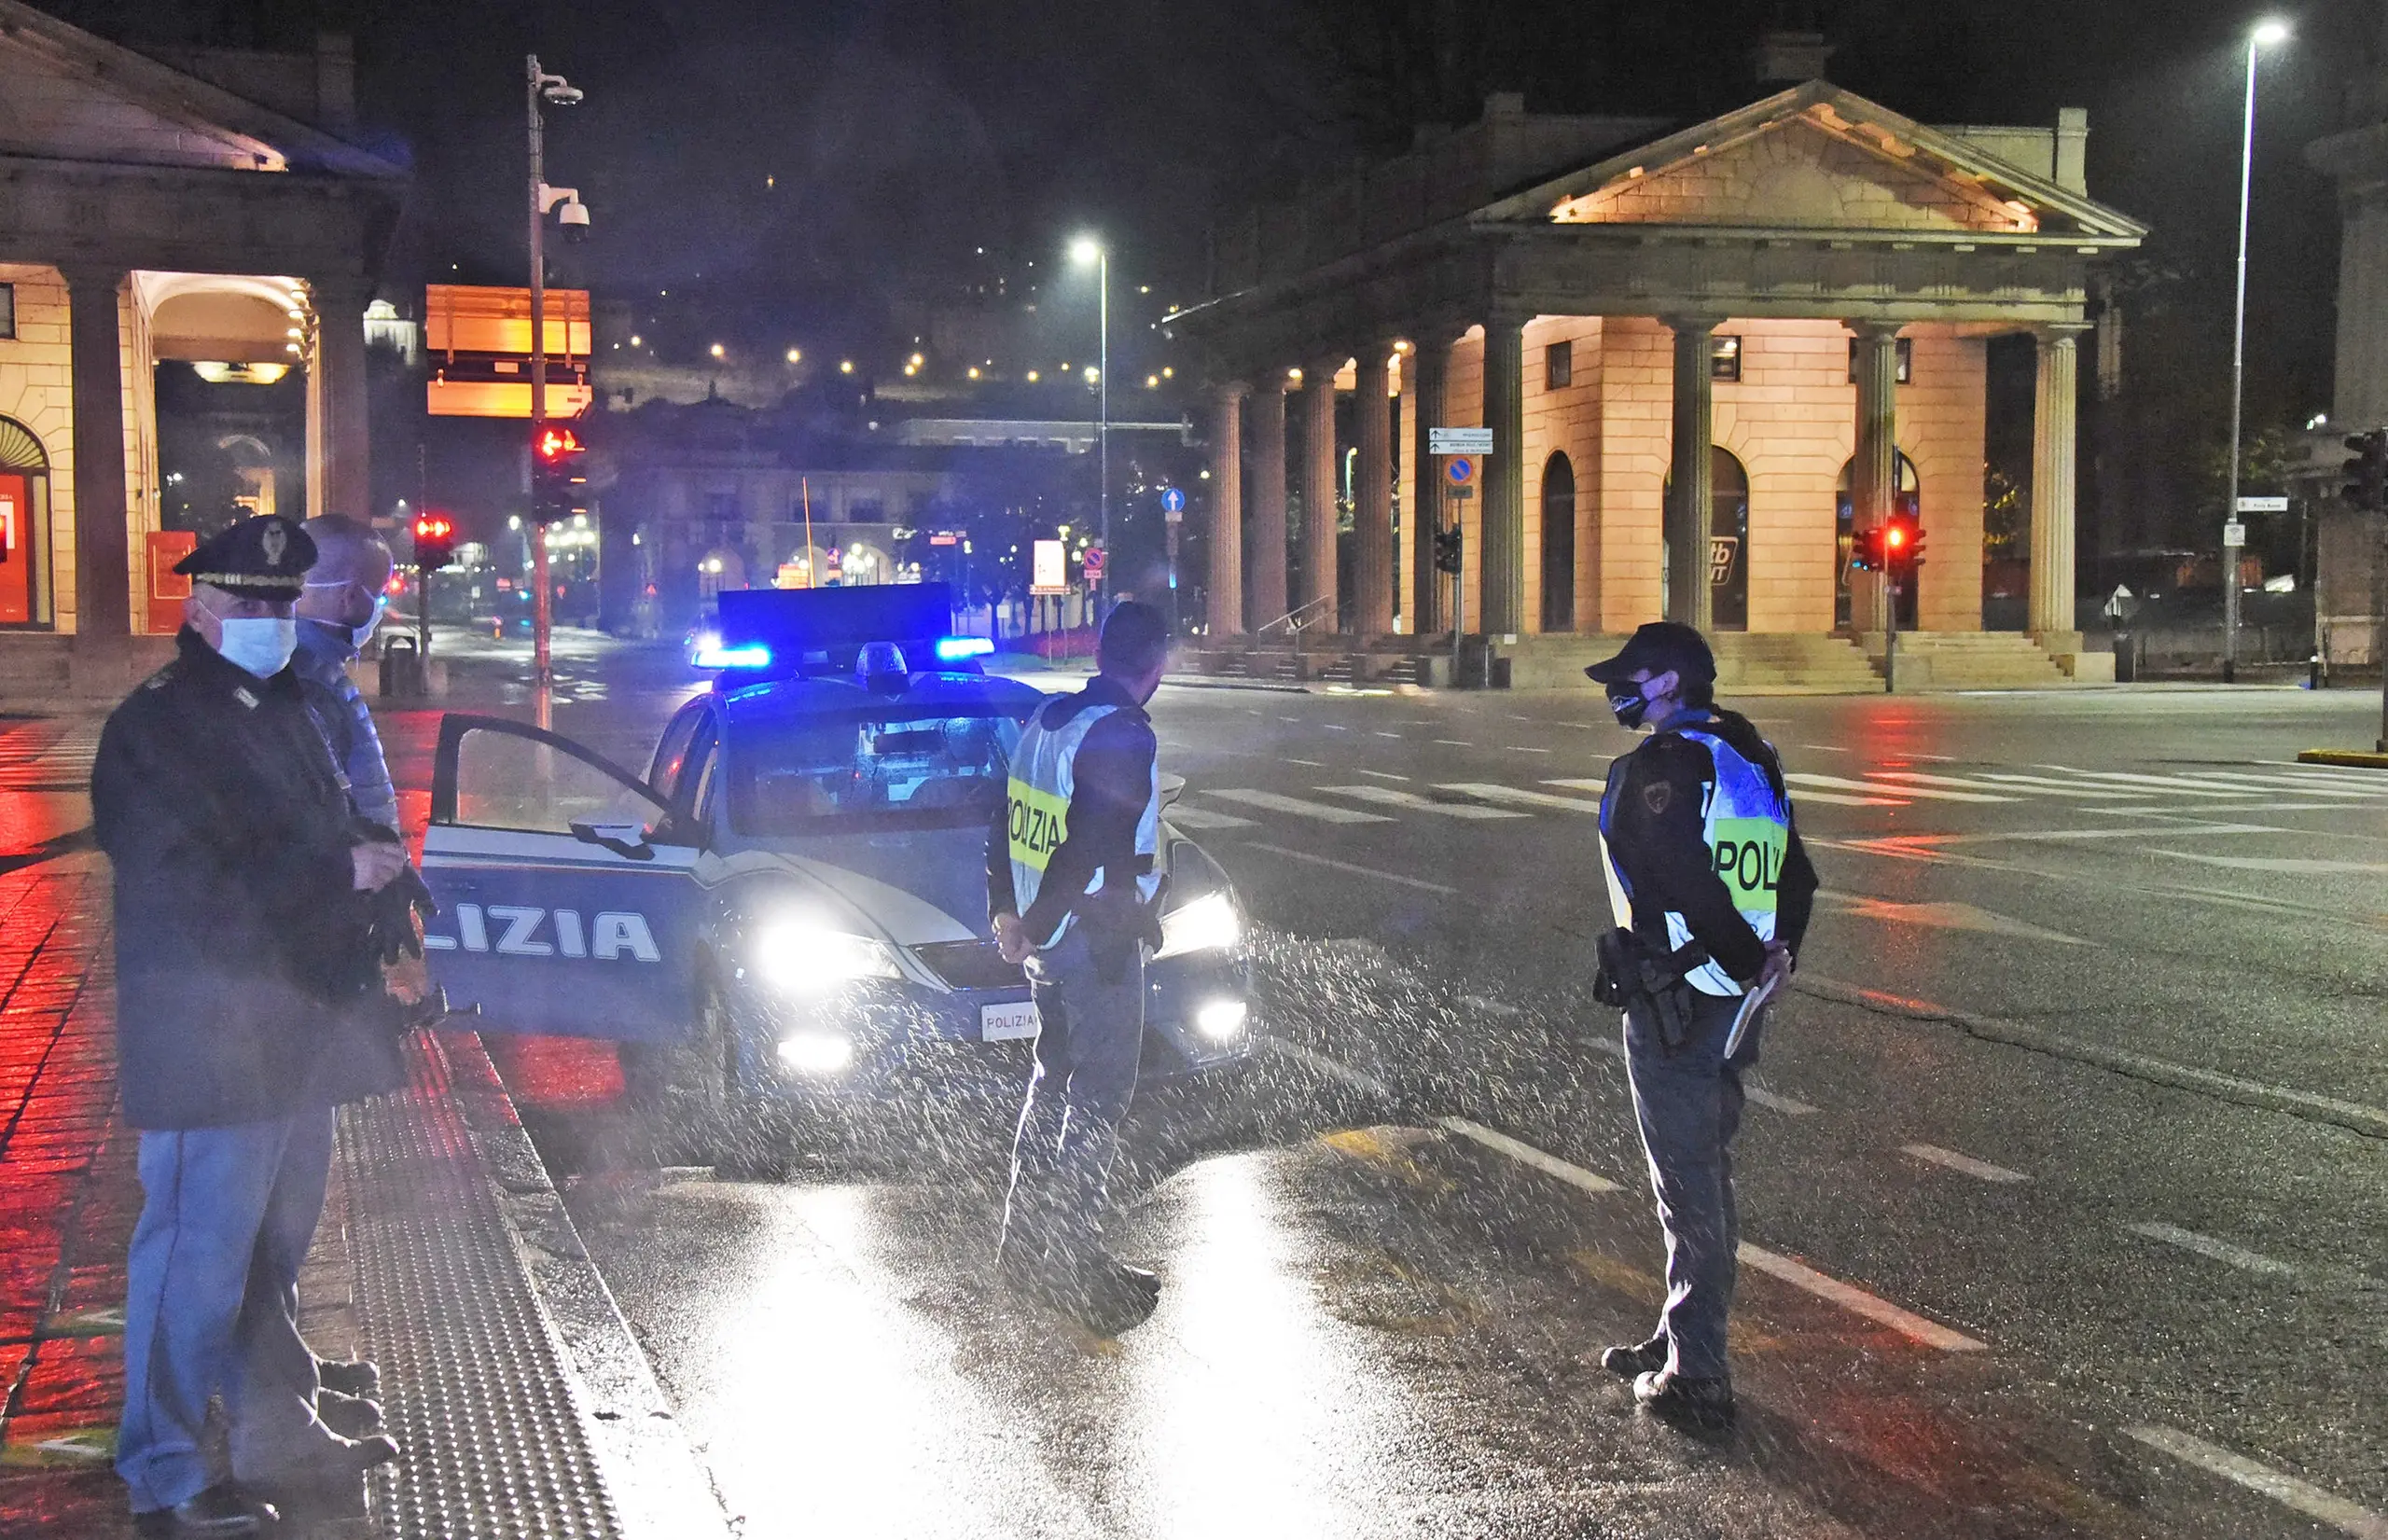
[
  {"xmin": 411, "ymin": 512, "xmax": 458, "ymax": 573},
  {"xmin": 535, "ymin": 426, "xmax": 584, "ymax": 464},
  {"xmin": 533, "ymin": 425, "xmax": 590, "ymax": 523},
  {"xmin": 1883, "ymin": 513, "xmax": 1925, "ymax": 573}
]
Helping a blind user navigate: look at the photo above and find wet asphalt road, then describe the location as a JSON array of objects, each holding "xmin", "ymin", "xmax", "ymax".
[{"xmin": 406, "ymin": 641, "xmax": 2388, "ymax": 1540}]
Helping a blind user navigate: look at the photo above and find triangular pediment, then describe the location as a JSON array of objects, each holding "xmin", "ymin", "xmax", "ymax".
[
  {"xmin": 0, "ymin": 1, "xmax": 401, "ymax": 178},
  {"xmin": 1479, "ymin": 82, "xmax": 2145, "ymax": 244}
]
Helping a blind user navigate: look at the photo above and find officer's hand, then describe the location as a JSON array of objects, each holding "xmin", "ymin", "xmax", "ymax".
[
  {"xmin": 1756, "ymin": 941, "xmax": 1795, "ymax": 993},
  {"xmin": 351, "ymin": 840, "xmax": 407, "ymax": 893},
  {"xmin": 993, "ymin": 912, "xmax": 1036, "ymax": 965}
]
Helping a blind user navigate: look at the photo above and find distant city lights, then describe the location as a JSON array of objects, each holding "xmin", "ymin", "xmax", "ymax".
[
  {"xmin": 840, "ymin": 360, "xmax": 854, "ymax": 374},
  {"xmin": 709, "ymin": 342, "xmax": 725, "ymax": 358}
]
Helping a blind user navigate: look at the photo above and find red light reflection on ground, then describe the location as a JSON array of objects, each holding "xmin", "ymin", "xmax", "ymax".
[{"xmin": 482, "ymin": 1035, "xmax": 626, "ymax": 1108}]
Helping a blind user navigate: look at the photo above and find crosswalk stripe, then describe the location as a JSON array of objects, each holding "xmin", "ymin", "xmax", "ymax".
[
  {"xmin": 1874, "ymin": 770, "xmax": 2136, "ymax": 799},
  {"xmin": 2036, "ymin": 765, "xmax": 2267, "ymax": 795},
  {"xmin": 2182, "ymin": 769, "xmax": 2388, "ymax": 795},
  {"xmin": 1540, "ymin": 777, "xmax": 1607, "ymax": 792},
  {"xmin": 1792, "ymin": 789, "xmax": 1911, "ymax": 807},
  {"xmin": 1437, "ymin": 782, "xmax": 1602, "ymax": 812},
  {"xmin": 1970, "ymin": 771, "xmax": 2192, "ymax": 798},
  {"xmin": 1317, "ymin": 785, "xmax": 1528, "ymax": 819},
  {"xmin": 1202, "ymin": 789, "xmax": 1395, "ymax": 824},
  {"xmin": 1161, "ymin": 804, "xmax": 1256, "ymax": 830},
  {"xmin": 1790, "ymin": 771, "xmax": 2014, "ymax": 804}
]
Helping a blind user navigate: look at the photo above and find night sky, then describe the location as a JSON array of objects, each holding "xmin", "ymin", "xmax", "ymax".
[{"xmin": 61, "ymin": 0, "xmax": 2386, "ymax": 478}]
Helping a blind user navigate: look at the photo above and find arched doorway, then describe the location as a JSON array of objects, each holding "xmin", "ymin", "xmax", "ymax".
[
  {"xmin": 1661, "ymin": 447, "xmax": 1751, "ymax": 631},
  {"xmin": 0, "ymin": 417, "xmax": 54, "ymax": 629},
  {"xmin": 1540, "ymin": 451, "xmax": 1576, "ymax": 631},
  {"xmin": 1836, "ymin": 452, "xmax": 1920, "ymax": 630}
]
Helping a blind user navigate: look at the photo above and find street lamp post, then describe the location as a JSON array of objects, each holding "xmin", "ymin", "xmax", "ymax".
[
  {"xmin": 1071, "ymin": 237, "xmax": 1109, "ymax": 613},
  {"xmin": 2223, "ymin": 19, "xmax": 2291, "ymax": 685},
  {"xmin": 526, "ymin": 54, "xmax": 581, "ymax": 729}
]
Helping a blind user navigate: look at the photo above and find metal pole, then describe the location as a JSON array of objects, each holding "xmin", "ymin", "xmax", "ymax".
[
  {"xmin": 1097, "ymin": 250, "xmax": 1110, "ymax": 615},
  {"xmin": 527, "ymin": 53, "xmax": 553, "ymax": 729},
  {"xmin": 1885, "ymin": 575, "xmax": 1899, "ymax": 693},
  {"xmin": 2223, "ymin": 34, "xmax": 2259, "ymax": 686},
  {"xmin": 1452, "ymin": 552, "xmax": 1465, "ymax": 687}
]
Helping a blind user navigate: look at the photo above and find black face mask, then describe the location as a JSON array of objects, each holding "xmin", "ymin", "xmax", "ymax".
[{"xmin": 1607, "ymin": 683, "xmax": 1651, "ymax": 729}]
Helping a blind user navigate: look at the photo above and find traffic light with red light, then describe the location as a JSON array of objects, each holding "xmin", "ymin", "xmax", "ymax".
[
  {"xmin": 533, "ymin": 424, "xmax": 589, "ymax": 523},
  {"xmin": 411, "ymin": 512, "xmax": 457, "ymax": 573},
  {"xmin": 1882, "ymin": 512, "xmax": 1924, "ymax": 578},
  {"xmin": 2341, "ymin": 430, "xmax": 2386, "ymax": 511}
]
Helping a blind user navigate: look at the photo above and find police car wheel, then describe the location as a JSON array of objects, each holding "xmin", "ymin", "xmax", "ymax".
[{"xmin": 622, "ymin": 972, "xmax": 739, "ymax": 1167}]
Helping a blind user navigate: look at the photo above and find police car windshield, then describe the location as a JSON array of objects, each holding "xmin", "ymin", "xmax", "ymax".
[{"xmin": 727, "ymin": 704, "xmax": 1027, "ymax": 837}]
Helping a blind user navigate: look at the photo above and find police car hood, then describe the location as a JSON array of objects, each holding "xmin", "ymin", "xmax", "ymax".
[{"xmin": 708, "ymin": 825, "xmax": 995, "ymax": 947}]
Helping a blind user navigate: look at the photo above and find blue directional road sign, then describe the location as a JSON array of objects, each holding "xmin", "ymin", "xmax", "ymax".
[{"xmin": 1159, "ymin": 487, "xmax": 1186, "ymax": 513}]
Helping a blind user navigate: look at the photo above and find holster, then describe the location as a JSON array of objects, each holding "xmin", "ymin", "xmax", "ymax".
[
  {"xmin": 1077, "ymin": 883, "xmax": 1165, "ymax": 985},
  {"xmin": 1592, "ymin": 927, "xmax": 1710, "ymax": 1052}
]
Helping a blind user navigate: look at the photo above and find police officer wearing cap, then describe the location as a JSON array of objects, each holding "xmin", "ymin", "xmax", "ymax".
[
  {"xmin": 1585, "ymin": 620, "xmax": 1817, "ymax": 1425},
  {"xmin": 93, "ymin": 516, "xmax": 403, "ymax": 1536},
  {"xmin": 987, "ymin": 600, "xmax": 1172, "ymax": 1337}
]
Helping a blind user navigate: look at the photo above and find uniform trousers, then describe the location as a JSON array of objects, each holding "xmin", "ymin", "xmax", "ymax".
[
  {"xmin": 1002, "ymin": 925, "xmax": 1146, "ymax": 1269},
  {"xmin": 1623, "ymin": 990, "xmax": 1757, "ymax": 1382},
  {"xmin": 117, "ymin": 1107, "xmax": 335, "ymax": 1511}
]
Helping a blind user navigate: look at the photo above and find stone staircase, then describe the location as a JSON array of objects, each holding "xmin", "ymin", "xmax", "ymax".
[
  {"xmin": 1873, "ymin": 631, "xmax": 2071, "ymax": 689},
  {"xmin": 1708, "ymin": 633, "xmax": 1883, "ymax": 693},
  {"xmin": 0, "ymin": 636, "xmax": 72, "ymax": 699}
]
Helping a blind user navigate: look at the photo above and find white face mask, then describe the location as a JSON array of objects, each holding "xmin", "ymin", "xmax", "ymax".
[{"xmin": 201, "ymin": 595, "xmax": 298, "ymax": 678}]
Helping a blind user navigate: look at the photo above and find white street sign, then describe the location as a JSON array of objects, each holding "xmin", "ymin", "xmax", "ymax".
[
  {"xmin": 1429, "ymin": 427, "xmax": 1493, "ymax": 455},
  {"xmin": 2221, "ymin": 522, "xmax": 2247, "ymax": 548},
  {"xmin": 1031, "ymin": 538, "xmax": 1067, "ymax": 594},
  {"xmin": 2234, "ymin": 495, "xmax": 2288, "ymax": 513}
]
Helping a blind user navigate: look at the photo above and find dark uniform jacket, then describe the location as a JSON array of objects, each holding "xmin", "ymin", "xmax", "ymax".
[
  {"xmin": 1604, "ymin": 706, "xmax": 1819, "ymax": 986},
  {"xmin": 92, "ymin": 631, "xmax": 387, "ymax": 1129}
]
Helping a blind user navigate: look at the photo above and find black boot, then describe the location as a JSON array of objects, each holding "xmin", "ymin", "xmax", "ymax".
[
  {"xmin": 1600, "ymin": 1335, "xmax": 1669, "ymax": 1380},
  {"xmin": 1633, "ymin": 1368, "xmax": 1735, "ymax": 1426}
]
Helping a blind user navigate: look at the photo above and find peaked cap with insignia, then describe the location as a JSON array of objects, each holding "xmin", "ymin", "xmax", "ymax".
[{"xmin": 174, "ymin": 514, "xmax": 316, "ymax": 601}]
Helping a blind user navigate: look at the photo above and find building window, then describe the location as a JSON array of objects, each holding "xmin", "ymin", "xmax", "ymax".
[
  {"xmin": 0, "ymin": 284, "xmax": 13, "ymax": 340},
  {"xmin": 706, "ymin": 492, "xmax": 738, "ymax": 523},
  {"xmin": 849, "ymin": 502, "xmax": 884, "ymax": 524},
  {"xmin": 1846, "ymin": 337, "xmax": 1913, "ymax": 384},
  {"xmin": 1710, "ymin": 336, "xmax": 1742, "ymax": 382},
  {"xmin": 1545, "ymin": 340, "xmax": 1573, "ymax": 390}
]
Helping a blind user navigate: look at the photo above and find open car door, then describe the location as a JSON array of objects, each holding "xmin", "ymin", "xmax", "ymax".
[{"xmin": 422, "ymin": 714, "xmax": 703, "ymax": 1042}]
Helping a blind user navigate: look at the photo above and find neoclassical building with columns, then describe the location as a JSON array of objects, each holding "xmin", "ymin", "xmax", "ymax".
[
  {"xmin": 1173, "ymin": 71, "xmax": 2144, "ymax": 687},
  {"xmin": 0, "ymin": 4, "xmax": 403, "ymax": 693}
]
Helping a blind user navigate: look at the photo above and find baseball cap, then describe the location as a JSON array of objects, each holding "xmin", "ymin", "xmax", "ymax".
[{"xmin": 1584, "ymin": 620, "xmax": 1716, "ymax": 687}]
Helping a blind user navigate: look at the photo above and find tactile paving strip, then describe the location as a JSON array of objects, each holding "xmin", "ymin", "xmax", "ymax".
[{"xmin": 340, "ymin": 1034, "xmax": 622, "ymax": 1540}]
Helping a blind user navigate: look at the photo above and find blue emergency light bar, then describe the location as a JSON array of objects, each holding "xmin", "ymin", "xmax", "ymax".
[
  {"xmin": 693, "ymin": 642, "xmax": 771, "ymax": 670},
  {"xmin": 933, "ymin": 635, "xmax": 995, "ymax": 661},
  {"xmin": 716, "ymin": 583, "xmax": 958, "ymax": 658}
]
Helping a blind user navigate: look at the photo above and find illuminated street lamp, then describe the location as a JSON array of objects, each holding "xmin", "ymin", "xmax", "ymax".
[
  {"xmin": 1070, "ymin": 235, "xmax": 1111, "ymax": 608},
  {"xmin": 2223, "ymin": 18, "xmax": 2291, "ymax": 683}
]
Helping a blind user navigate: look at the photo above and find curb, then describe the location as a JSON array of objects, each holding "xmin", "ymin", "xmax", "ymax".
[
  {"xmin": 348, "ymin": 1032, "xmax": 730, "ymax": 1540},
  {"xmin": 2297, "ymin": 748, "xmax": 2388, "ymax": 770}
]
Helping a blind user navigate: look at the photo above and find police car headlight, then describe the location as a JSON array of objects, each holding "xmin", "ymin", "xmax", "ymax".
[
  {"xmin": 1155, "ymin": 892, "xmax": 1241, "ymax": 961},
  {"xmin": 755, "ymin": 917, "xmax": 901, "ymax": 993},
  {"xmin": 1194, "ymin": 998, "xmax": 1249, "ymax": 1044}
]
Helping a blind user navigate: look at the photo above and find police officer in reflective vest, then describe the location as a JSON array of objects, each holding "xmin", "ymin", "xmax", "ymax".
[
  {"xmin": 1588, "ymin": 621, "xmax": 1817, "ymax": 1425},
  {"xmin": 987, "ymin": 601, "xmax": 1170, "ymax": 1336}
]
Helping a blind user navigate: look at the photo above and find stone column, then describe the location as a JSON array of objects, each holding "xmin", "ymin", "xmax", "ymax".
[
  {"xmin": 1849, "ymin": 323, "xmax": 1902, "ymax": 635},
  {"xmin": 62, "ymin": 267, "xmax": 132, "ymax": 657},
  {"xmin": 308, "ymin": 276, "xmax": 374, "ymax": 519},
  {"xmin": 1247, "ymin": 379, "xmax": 1289, "ymax": 627},
  {"xmin": 1665, "ymin": 317, "xmax": 1717, "ymax": 631},
  {"xmin": 1206, "ymin": 382, "xmax": 1245, "ymax": 635},
  {"xmin": 2030, "ymin": 326, "xmax": 2088, "ymax": 645},
  {"xmin": 1480, "ymin": 312, "xmax": 1526, "ymax": 635},
  {"xmin": 1299, "ymin": 356, "xmax": 1341, "ymax": 628},
  {"xmin": 1409, "ymin": 337, "xmax": 1448, "ymax": 632},
  {"xmin": 1354, "ymin": 347, "xmax": 1395, "ymax": 638}
]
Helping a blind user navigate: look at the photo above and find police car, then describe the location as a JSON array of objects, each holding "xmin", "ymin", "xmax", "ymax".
[{"xmin": 417, "ymin": 584, "xmax": 1255, "ymax": 1167}]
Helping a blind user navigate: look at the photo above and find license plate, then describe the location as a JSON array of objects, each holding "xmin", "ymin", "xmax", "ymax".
[{"xmin": 980, "ymin": 1000, "xmax": 1039, "ymax": 1042}]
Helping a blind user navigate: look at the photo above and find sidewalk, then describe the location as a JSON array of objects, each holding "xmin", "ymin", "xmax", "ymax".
[{"xmin": 0, "ymin": 715, "xmax": 726, "ymax": 1539}]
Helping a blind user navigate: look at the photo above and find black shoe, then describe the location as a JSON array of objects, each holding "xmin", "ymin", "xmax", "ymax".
[
  {"xmin": 1633, "ymin": 1368, "xmax": 1735, "ymax": 1425},
  {"xmin": 143, "ymin": 1486, "xmax": 277, "ymax": 1538},
  {"xmin": 1071, "ymin": 1255, "xmax": 1161, "ymax": 1338},
  {"xmin": 237, "ymin": 1430, "xmax": 401, "ymax": 1495},
  {"xmin": 1600, "ymin": 1336, "xmax": 1670, "ymax": 1380},
  {"xmin": 316, "ymin": 1389, "xmax": 384, "ymax": 1440},
  {"xmin": 316, "ymin": 1359, "xmax": 380, "ymax": 1399}
]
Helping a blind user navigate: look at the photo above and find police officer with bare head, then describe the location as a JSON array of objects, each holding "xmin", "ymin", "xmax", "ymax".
[
  {"xmin": 1587, "ymin": 621, "xmax": 1817, "ymax": 1425},
  {"xmin": 94, "ymin": 516, "xmax": 402, "ymax": 1536},
  {"xmin": 987, "ymin": 600, "xmax": 1171, "ymax": 1337}
]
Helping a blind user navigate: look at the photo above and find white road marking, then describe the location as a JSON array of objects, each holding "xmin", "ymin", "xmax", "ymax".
[
  {"xmin": 1241, "ymin": 842, "xmax": 1458, "ymax": 893},
  {"xmin": 1354, "ymin": 768, "xmax": 1410, "ymax": 782},
  {"xmin": 1285, "ymin": 757, "xmax": 1325, "ymax": 767},
  {"xmin": 1318, "ymin": 785, "xmax": 1527, "ymax": 819},
  {"xmin": 1438, "ymin": 782, "xmax": 1602, "ymax": 813},
  {"xmin": 1322, "ymin": 724, "xmax": 1349, "ymax": 731},
  {"xmin": 2124, "ymin": 1425, "xmax": 2388, "ymax": 1539},
  {"xmin": 1373, "ymin": 730, "xmax": 1403, "ymax": 739},
  {"xmin": 2107, "ymin": 800, "xmax": 2370, "ymax": 814},
  {"xmin": 2148, "ymin": 852, "xmax": 2388, "ymax": 875},
  {"xmin": 1790, "ymin": 771, "xmax": 2014, "ymax": 804},
  {"xmin": 1261, "ymin": 1038, "xmax": 1395, "ymax": 1098},
  {"xmin": 2176, "ymin": 770, "xmax": 2388, "ymax": 794},
  {"xmin": 1438, "ymin": 1117, "xmax": 1625, "ymax": 1194},
  {"xmin": 1793, "ymin": 789, "xmax": 1910, "ymax": 807},
  {"xmin": 1503, "ymin": 744, "xmax": 1553, "ymax": 754},
  {"xmin": 2125, "ymin": 1222, "xmax": 2297, "ymax": 1276},
  {"xmin": 1798, "ymin": 742, "xmax": 1852, "ymax": 754},
  {"xmin": 2034, "ymin": 765, "xmax": 2258, "ymax": 795},
  {"xmin": 1159, "ymin": 805, "xmax": 1256, "ymax": 830},
  {"xmin": 1900, "ymin": 1144, "xmax": 2029, "ymax": 1183},
  {"xmin": 1744, "ymin": 1084, "xmax": 1819, "ymax": 1115},
  {"xmin": 1434, "ymin": 739, "xmax": 1472, "ymax": 746},
  {"xmin": 1873, "ymin": 770, "xmax": 2136, "ymax": 800},
  {"xmin": 1819, "ymin": 892, "xmax": 2091, "ymax": 946},
  {"xmin": 1458, "ymin": 993, "xmax": 1523, "ymax": 1018},
  {"xmin": 1541, "ymin": 777, "xmax": 1609, "ymax": 792},
  {"xmin": 1206, "ymin": 789, "xmax": 1395, "ymax": 824},
  {"xmin": 1967, "ymin": 771, "xmax": 2178, "ymax": 798},
  {"xmin": 1734, "ymin": 1244, "xmax": 1989, "ymax": 1352}
]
